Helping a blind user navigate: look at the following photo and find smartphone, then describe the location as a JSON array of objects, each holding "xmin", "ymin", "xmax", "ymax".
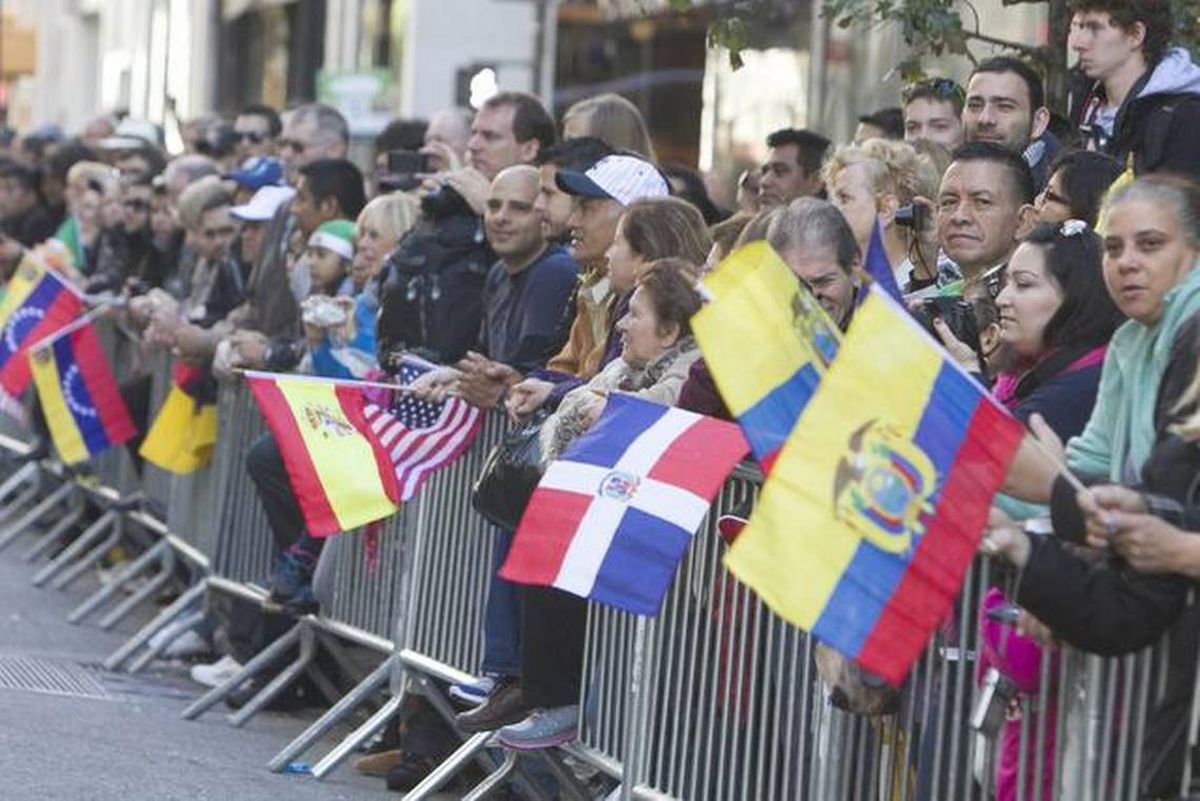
[
  {"xmin": 985, "ymin": 604, "xmax": 1021, "ymax": 625},
  {"xmin": 387, "ymin": 150, "xmax": 431, "ymax": 175}
]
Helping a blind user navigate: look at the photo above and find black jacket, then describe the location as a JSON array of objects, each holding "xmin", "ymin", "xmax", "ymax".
[{"xmin": 1074, "ymin": 47, "xmax": 1200, "ymax": 178}]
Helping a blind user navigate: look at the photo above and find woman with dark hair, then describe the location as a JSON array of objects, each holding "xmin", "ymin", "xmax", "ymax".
[
  {"xmin": 1033, "ymin": 151, "xmax": 1123, "ymax": 228},
  {"xmin": 992, "ymin": 220, "xmax": 1125, "ymax": 439},
  {"xmin": 661, "ymin": 162, "xmax": 726, "ymax": 225}
]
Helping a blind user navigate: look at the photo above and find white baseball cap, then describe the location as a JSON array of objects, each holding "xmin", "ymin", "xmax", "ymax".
[
  {"xmin": 230, "ymin": 185, "xmax": 296, "ymax": 222},
  {"xmin": 556, "ymin": 154, "xmax": 670, "ymax": 207}
]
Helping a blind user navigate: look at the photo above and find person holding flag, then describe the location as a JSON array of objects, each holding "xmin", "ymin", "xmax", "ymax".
[{"xmin": 457, "ymin": 260, "xmax": 706, "ymax": 749}]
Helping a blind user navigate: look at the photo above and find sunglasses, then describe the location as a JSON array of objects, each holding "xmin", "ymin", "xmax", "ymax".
[
  {"xmin": 235, "ymin": 131, "xmax": 266, "ymax": 144},
  {"xmin": 902, "ymin": 77, "xmax": 966, "ymax": 105}
]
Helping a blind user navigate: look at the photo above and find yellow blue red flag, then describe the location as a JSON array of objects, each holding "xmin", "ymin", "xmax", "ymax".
[
  {"xmin": 0, "ymin": 256, "xmax": 83, "ymax": 395},
  {"xmin": 725, "ymin": 285, "xmax": 1024, "ymax": 684},
  {"xmin": 692, "ymin": 241, "xmax": 840, "ymax": 471},
  {"xmin": 29, "ymin": 319, "xmax": 137, "ymax": 465}
]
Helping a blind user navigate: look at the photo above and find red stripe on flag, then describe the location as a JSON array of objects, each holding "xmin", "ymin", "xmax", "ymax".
[
  {"xmin": 645, "ymin": 415, "xmax": 748, "ymax": 498},
  {"xmin": 856, "ymin": 400, "xmax": 1024, "ymax": 684},
  {"xmin": 0, "ymin": 289, "xmax": 83, "ymax": 395},
  {"xmin": 334, "ymin": 384, "xmax": 402, "ymax": 504},
  {"xmin": 72, "ymin": 325, "xmax": 136, "ymax": 445},
  {"xmin": 499, "ymin": 487, "xmax": 594, "ymax": 586},
  {"xmin": 248, "ymin": 377, "xmax": 342, "ymax": 537}
]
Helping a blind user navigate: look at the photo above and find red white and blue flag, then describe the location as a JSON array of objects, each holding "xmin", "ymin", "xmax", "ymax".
[
  {"xmin": 500, "ymin": 394, "xmax": 748, "ymax": 616},
  {"xmin": 360, "ymin": 357, "xmax": 483, "ymax": 501}
]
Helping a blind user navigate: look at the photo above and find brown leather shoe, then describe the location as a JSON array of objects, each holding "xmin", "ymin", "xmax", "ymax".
[
  {"xmin": 353, "ymin": 748, "xmax": 406, "ymax": 777},
  {"xmin": 455, "ymin": 678, "xmax": 533, "ymax": 733}
]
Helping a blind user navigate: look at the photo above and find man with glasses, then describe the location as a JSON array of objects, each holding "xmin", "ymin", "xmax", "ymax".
[
  {"xmin": 902, "ymin": 78, "xmax": 966, "ymax": 149},
  {"xmin": 233, "ymin": 103, "xmax": 282, "ymax": 162}
]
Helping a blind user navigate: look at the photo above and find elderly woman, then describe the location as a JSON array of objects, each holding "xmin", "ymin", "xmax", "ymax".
[
  {"xmin": 353, "ymin": 192, "xmax": 419, "ymax": 303},
  {"xmin": 457, "ymin": 259, "xmax": 704, "ymax": 748}
]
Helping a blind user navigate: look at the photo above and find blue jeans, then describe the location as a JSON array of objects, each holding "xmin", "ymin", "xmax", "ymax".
[{"xmin": 481, "ymin": 525, "xmax": 522, "ymax": 677}]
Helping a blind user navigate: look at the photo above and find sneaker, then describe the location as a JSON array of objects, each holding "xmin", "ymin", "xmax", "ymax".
[
  {"xmin": 160, "ymin": 629, "xmax": 211, "ymax": 659},
  {"xmin": 497, "ymin": 705, "xmax": 580, "ymax": 750},
  {"xmin": 449, "ymin": 674, "xmax": 498, "ymax": 707},
  {"xmin": 268, "ymin": 551, "xmax": 315, "ymax": 605},
  {"xmin": 189, "ymin": 655, "xmax": 243, "ymax": 688}
]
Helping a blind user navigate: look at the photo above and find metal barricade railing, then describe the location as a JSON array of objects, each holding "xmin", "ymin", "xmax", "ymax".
[
  {"xmin": 207, "ymin": 380, "xmax": 275, "ymax": 587},
  {"xmin": 323, "ymin": 506, "xmax": 417, "ymax": 643},
  {"xmin": 139, "ymin": 349, "xmax": 174, "ymax": 519}
]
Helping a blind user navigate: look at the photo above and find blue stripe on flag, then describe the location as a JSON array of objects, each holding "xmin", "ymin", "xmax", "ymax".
[
  {"xmin": 812, "ymin": 539, "xmax": 908, "ymax": 659},
  {"xmin": 52, "ymin": 334, "xmax": 109, "ymax": 455},
  {"xmin": 563, "ymin": 393, "xmax": 667, "ymax": 469},
  {"xmin": 737, "ymin": 363, "xmax": 821, "ymax": 463},
  {"xmin": 587, "ymin": 505, "xmax": 692, "ymax": 616},
  {"xmin": 912, "ymin": 363, "xmax": 976, "ymax": 479},
  {"xmin": 0, "ymin": 276, "xmax": 62, "ymax": 364}
]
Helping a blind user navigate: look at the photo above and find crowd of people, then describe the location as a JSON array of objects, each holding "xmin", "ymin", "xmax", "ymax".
[{"xmin": 3, "ymin": 0, "xmax": 1200, "ymax": 796}]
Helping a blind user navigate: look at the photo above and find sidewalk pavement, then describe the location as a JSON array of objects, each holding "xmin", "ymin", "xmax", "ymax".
[{"xmin": 0, "ymin": 536, "xmax": 428, "ymax": 800}]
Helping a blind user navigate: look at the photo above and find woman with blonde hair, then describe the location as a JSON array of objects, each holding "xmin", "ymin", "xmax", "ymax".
[
  {"xmin": 354, "ymin": 192, "xmax": 420, "ymax": 297},
  {"xmin": 561, "ymin": 93, "xmax": 657, "ymax": 162},
  {"xmin": 823, "ymin": 138, "xmax": 946, "ymax": 290}
]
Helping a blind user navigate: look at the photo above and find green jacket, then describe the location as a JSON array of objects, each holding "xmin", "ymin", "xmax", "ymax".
[{"xmin": 1066, "ymin": 264, "xmax": 1200, "ymax": 481}]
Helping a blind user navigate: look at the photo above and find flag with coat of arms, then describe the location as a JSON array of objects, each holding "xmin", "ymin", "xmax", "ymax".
[{"xmin": 500, "ymin": 394, "xmax": 749, "ymax": 616}]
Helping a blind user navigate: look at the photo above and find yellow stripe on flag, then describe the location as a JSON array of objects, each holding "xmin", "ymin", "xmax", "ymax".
[
  {"xmin": 30, "ymin": 346, "xmax": 89, "ymax": 464},
  {"xmin": 693, "ymin": 242, "xmax": 838, "ymax": 416},
  {"xmin": 275, "ymin": 379, "xmax": 397, "ymax": 530},
  {"xmin": 724, "ymin": 292, "xmax": 944, "ymax": 627},
  {"xmin": 140, "ymin": 386, "xmax": 218, "ymax": 474},
  {"xmin": 0, "ymin": 256, "xmax": 46, "ymax": 327}
]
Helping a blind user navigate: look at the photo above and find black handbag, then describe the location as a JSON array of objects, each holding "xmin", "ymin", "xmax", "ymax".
[{"xmin": 471, "ymin": 410, "xmax": 550, "ymax": 530}]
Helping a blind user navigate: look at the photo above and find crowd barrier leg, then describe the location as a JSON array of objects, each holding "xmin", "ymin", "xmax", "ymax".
[
  {"xmin": 0, "ymin": 480, "xmax": 74, "ymax": 551},
  {"xmin": 103, "ymin": 580, "xmax": 207, "ymax": 671},
  {"xmin": 96, "ymin": 546, "xmax": 176, "ymax": 630},
  {"xmin": 225, "ymin": 619, "xmax": 323, "ymax": 728},
  {"xmin": 402, "ymin": 732, "xmax": 496, "ymax": 800},
  {"xmin": 52, "ymin": 516, "xmax": 142, "ymax": 592},
  {"xmin": 21, "ymin": 501, "xmax": 83, "ymax": 562},
  {"xmin": 126, "ymin": 609, "xmax": 207, "ymax": 674},
  {"xmin": 0, "ymin": 462, "xmax": 44, "ymax": 522},
  {"xmin": 267, "ymin": 653, "xmax": 397, "ymax": 772},
  {"xmin": 182, "ymin": 621, "xmax": 304, "ymax": 720},
  {"xmin": 31, "ymin": 507, "xmax": 119, "ymax": 587},
  {"xmin": 309, "ymin": 688, "xmax": 407, "ymax": 779}
]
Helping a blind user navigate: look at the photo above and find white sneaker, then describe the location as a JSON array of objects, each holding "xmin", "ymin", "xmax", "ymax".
[
  {"xmin": 189, "ymin": 655, "xmax": 243, "ymax": 688},
  {"xmin": 156, "ymin": 629, "xmax": 210, "ymax": 659}
]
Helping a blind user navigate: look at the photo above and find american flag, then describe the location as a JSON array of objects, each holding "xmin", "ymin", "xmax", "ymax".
[{"xmin": 361, "ymin": 357, "xmax": 482, "ymax": 501}]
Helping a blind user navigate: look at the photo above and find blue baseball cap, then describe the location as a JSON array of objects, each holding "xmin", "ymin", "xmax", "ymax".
[{"xmin": 226, "ymin": 156, "xmax": 284, "ymax": 191}]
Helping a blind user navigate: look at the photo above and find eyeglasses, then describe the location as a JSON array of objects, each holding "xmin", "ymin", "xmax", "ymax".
[
  {"xmin": 235, "ymin": 131, "xmax": 266, "ymax": 144},
  {"xmin": 902, "ymin": 77, "xmax": 966, "ymax": 106},
  {"xmin": 983, "ymin": 264, "xmax": 1007, "ymax": 299},
  {"xmin": 202, "ymin": 226, "xmax": 236, "ymax": 240}
]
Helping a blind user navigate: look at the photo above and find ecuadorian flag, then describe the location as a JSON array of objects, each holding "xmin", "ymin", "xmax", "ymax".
[
  {"xmin": 725, "ymin": 286, "xmax": 1024, "ymax": 684},
  {"xmin": 0, "ymin": 256, "xmax": 84, "ymax": 395},
  {"xmin": 29, "ymin": 320, "xmax": 137, "ymax": 465},
  {"xmin": 692, "ymin": 242, "xmax": 840, "ymax": 472},
  {"xmin": 246, "ymin": 371, "xmax": 402, "ymax": 537}
]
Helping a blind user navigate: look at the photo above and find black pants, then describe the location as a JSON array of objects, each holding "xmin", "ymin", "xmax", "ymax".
[
  {"xmin": 520, "ymin": 585, "xmax": 587, "ymax": 708},
  {"xmin": 119, "ymin": 373, "xmax": 152, "ymax": 475},
  {"xmin": 246, "ymin": 431, "xmax": 312, "ymax": 554}
]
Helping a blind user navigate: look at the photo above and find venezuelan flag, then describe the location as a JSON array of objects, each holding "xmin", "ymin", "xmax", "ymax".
[
  {"xmin": 692, "ymin": 241, "xmax": 840, "ymax": 471},
  {"xmin": 725, "ymin": 286, "xmax": 1024, "ymax": 685},
  {"xmin": 0, "ymin": 257, "xmax": 83, "ymax": 395},
  {"xmin": 246, "ymin": 371, "xmax": 402, "ymax": 537},
  {"xmin": 29, "ymin": 320, "xmax": 137, "ymax": 465},
  {"xmin": 140, "ymin": 362, "xmax": 218, "ymax": 474}
]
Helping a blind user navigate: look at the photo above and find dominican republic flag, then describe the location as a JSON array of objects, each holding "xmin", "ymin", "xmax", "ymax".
[
  {"xmin": 361, "ymin": 357, "xmax": 483, "ymax": 502},
  {"xmin": 500, "ymin": 394, "xmax": 748, "ymax": 616}
]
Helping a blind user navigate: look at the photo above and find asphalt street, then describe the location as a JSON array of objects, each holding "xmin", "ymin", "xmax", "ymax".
[{"xmin": 0, "ymin": 532, "xmax": 396, "ymax": 801}]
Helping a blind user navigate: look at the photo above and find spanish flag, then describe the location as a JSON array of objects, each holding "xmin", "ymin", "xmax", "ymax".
[
  {"xmin": 692, "ymin": 242, "xmax": 840, "ymax": 471},
  {"xmin": 0, "ymin": 256, "xmax": 84, "ymax": 395},
  {"xmin": 245, "ymin": 371, "xmax": 401, "ymax": 537},
  {"xmin": 725, "ymin": 286, "xmax": 1024, "ymax": 684},
  {"xmin": 139, "ymin": 362, "xmax": 218, "ymax": 474},
  {"xmin": 29, "ymin": 319, "xmax": 136, "ymax": 465}
]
